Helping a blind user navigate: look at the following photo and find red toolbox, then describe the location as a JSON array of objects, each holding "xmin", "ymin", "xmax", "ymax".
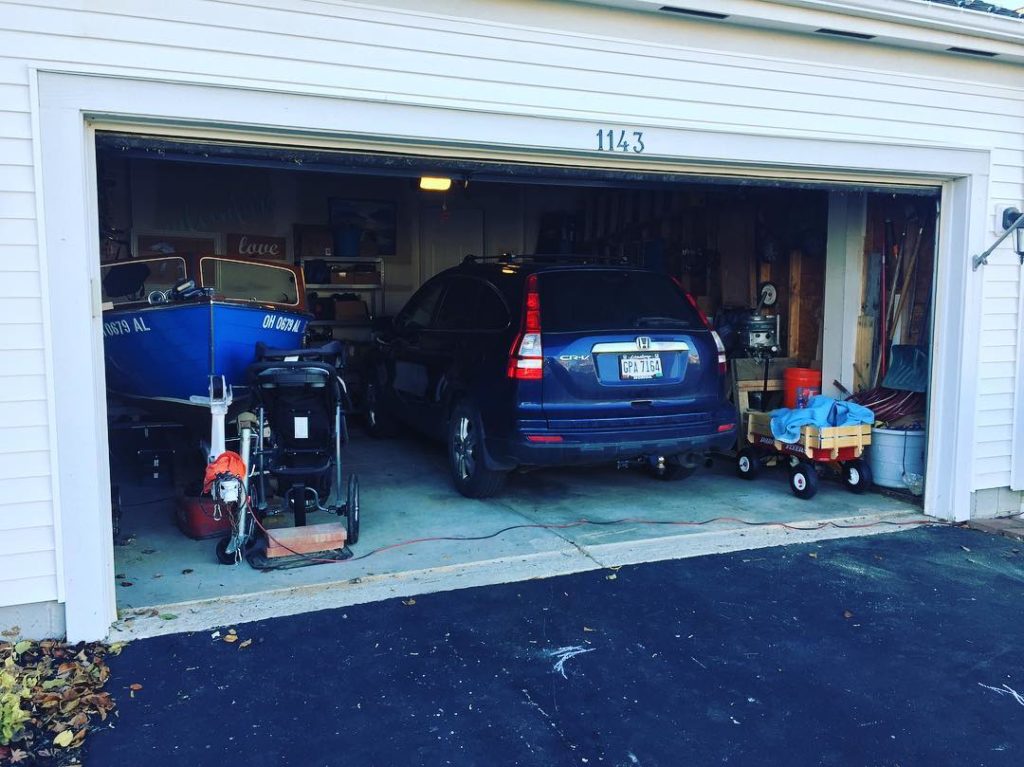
[{"xmin": 176, "ymin": 496, "xmax": 232, "ymax": 540}]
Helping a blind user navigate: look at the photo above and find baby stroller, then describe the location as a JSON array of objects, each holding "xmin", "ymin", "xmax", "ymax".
[{"xmin": 213, "ymin": 341, "xmax": 359, "ymax": 564}]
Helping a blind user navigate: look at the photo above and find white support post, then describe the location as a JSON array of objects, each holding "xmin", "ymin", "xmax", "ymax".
[
  {"xmin": 821, "ymin": 191, "xmax": 867, "ymax": 397},
  {"xmin": 190, "ymin": 375, "xmax": 233, "ymax": 461}
]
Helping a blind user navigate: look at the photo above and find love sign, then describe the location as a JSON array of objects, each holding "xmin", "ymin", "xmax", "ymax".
[{"xmin": 227, "ymin": 233, "xmax": 288, "ymax": 261}]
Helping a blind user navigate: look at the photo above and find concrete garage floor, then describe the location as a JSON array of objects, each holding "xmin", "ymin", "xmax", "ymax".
[{"xmin": 110, "ymin": 433, "xmax": 927, "ymax": 640}]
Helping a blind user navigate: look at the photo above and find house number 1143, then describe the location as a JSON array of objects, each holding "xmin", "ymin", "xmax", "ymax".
[{"xmin": 595, "ymin": 129, "xmax": 645, "ymax": 153}]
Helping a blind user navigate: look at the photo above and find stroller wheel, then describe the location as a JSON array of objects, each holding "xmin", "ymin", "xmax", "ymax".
[
  {"xmin": 346, "ymin": 475, "xmax": 360, "ymax": 545},
  {"xmin": 215, "ymin": 536, "xmax": 236, "ymax": 565}
]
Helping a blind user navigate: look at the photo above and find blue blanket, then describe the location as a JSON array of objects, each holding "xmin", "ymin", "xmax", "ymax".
[{"xmin": 770, "ymin": 395, "xmax": 874, "ymax": 444}]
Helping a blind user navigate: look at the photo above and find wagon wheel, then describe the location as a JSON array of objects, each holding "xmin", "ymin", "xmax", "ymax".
[
  {"xmin": 736, "ymin": 448, "xmax": 761, "ymax": 480},
  {"xmin": 842, "ymin": 459, "xmax": 872, "ymax": 494},
  {"xmin": 789, "ymin": 462, "xmax": 819, "ymax": 500}
]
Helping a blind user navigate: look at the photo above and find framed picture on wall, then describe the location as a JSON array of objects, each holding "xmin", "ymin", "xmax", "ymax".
[
  {"xmin": 328, "ymin": 198, "xmax": 396, "ymax": 257},
  {"xmin": 134, "ymin": 231, "xmax": 222, "ymax": 258}
]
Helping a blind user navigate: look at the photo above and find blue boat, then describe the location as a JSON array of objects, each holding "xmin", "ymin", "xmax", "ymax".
[{"xmin": 101, "ymin": 255, "xmax": 310, "ymax": 406}]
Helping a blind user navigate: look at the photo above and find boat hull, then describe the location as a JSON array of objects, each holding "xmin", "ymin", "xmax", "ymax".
[{"xmin": 103, "ymin": 302, "xmax": 308, "ymax": 405}]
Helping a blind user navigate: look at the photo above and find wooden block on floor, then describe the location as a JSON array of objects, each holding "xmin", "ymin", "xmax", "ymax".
[{"xmin": 266, "ymin": 522, "xmax": 346, "ymax": 558}]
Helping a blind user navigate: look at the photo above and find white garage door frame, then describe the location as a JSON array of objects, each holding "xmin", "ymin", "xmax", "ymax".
[{"xmin": 32, "ymin": 71, "xmax": 988, "ymax": 641}]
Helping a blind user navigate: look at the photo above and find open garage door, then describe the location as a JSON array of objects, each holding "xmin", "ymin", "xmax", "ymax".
[{"xmin": 91, "ymin": 130, "xmax": 938, "ymax": 638}]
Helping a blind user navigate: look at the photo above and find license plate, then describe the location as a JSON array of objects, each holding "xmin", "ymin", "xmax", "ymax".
[{"xmin": 619, "ymin": 354, "xmax": 663, "ymax": 380}]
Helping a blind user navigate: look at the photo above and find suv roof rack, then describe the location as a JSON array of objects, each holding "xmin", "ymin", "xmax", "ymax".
[{"xmin": 461, "ymin": 253, "xmax": 637, "ymax": 266}]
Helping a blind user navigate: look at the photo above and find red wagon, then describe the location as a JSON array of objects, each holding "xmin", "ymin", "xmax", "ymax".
[{"xmin": 737, "ymin": 412, "xmax": 873, "ymax": 499}]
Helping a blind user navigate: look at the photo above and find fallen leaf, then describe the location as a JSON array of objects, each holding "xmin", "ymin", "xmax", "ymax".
[
  {"xmin": 843, "ymin": 610, "xmax": 854, "ymax": 619},
  {"xmin": 808, "ymin": 552, "xmax": 818, "ymax": 559},
  {"xmin": 54, "ymin": 730, "xmax": 74, "ymax": 748},
  {"xmin": 9, "ymin": 748, "xmax": 28, "ymax": 763},
  {"xmin": 13, "ymin": 640, "xmax": 32, "ymax": 654},
  {"xmin": 228, "ymin": 629, "xmax": 237, "ymax": 635},
  {"xmin": 159, "ymin": 613, "xmax": 177, "ymax": 621},
  {"xmin": 223, "ymin": 634, "xmax": 238, "ymax": 643},
  {"xmin": 402, "ymin": 599, "xmax": 416, "ymax": 606},
  {"xmin": 129, "ymin": 683, "xmax": 143, "ymax": 691},
  {"xmin": 108, "ymin": 642, "xmax": 125, "ymax": 655},
  {"xmin": 211, "ymin": 631, "xmax": 221, "ymax": 639},
  {"xmin": 238, "ymin": 639, "xmax": 252, "ymax": 649}
]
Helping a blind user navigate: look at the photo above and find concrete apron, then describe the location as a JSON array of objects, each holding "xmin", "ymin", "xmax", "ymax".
[
  {"xmin": 109, "ymin": 434, "xmax": 929, "ymax": 641},
  {"xmin": 109, "ymin": 513, "xmax": 929, "ymax": 642}
]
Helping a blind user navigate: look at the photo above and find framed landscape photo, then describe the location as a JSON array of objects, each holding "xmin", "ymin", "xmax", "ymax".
[{"xmin": 328, "ymin": 198, "xmax": 396, "ymax": 257}]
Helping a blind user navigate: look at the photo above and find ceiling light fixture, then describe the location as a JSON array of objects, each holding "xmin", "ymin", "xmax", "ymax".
[{"xmin": 419, "ymin": 176, "xmax": 452, "ymax": 192}]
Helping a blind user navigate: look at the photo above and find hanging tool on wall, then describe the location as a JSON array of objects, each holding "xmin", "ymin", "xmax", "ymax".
[
  {"xmin": 875, "ymin": 220, "xmax": 894, "ymax": 387},
  {"xmin": 891, "ymin": 223, "xmax": 924, "ymax": 345}
]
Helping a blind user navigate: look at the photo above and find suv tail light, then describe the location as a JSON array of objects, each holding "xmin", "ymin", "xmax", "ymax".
[
  {"xmin": 507, "ymin": 274, "xmax": 543, "ymax": 380},
  {"xmin": 711, "ymin": 330, "xmax": 727, "ymax": 375}
]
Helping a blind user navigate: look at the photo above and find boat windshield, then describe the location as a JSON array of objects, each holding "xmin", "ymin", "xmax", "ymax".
[
  {"xmin": 200, "ymin": 258, "xmax": 299, "ymax": 306},
  {"xmin": 101, "ymin": 257, "xmax": 187, "ymax": 305}
]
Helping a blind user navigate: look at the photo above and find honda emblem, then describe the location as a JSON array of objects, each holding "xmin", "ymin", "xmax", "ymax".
[{"xmin": 636, "ymin": 336, "xmax": 651, "ymax": 350}]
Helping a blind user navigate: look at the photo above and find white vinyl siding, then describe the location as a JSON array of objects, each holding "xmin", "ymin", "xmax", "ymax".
[
  {"xmin": 0, "ymin": 0, "xmax": 1021, "ymax": 610},
  {"xmin": 0, "ymin": 40, "xmax": 52, "ymax": 606}
]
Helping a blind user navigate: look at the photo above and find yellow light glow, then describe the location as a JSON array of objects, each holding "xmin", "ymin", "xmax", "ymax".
[{"xmin": 419, "ymin": 176, "xmax": 452, "ymax": 192}]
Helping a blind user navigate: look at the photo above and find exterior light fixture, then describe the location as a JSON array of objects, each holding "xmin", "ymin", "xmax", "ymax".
[
  {"xmin": 972, "ymin": 206, "xmax": 1024, "ymax": 270},
  {"xmin": 419, "ymin": 176, "xmax": 452, "ymax": 192},
  {"xmin": 1007, "ymin": 207, "xmax": 1024, "ymax": 264}
]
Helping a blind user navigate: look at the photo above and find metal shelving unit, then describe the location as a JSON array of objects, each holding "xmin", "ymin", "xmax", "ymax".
[{"xmin": 301, "ymin": 256, "xmax": 385, "ymax": 328}]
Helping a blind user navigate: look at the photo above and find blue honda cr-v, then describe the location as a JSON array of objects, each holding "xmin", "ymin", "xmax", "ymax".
[{"xmin": 365, "ymin": 256, "xmax": 737, "ymax": 498}]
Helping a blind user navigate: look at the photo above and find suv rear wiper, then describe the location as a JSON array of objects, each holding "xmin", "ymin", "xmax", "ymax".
[{"xmin": 632, "ymin": 316, "xmax": 691, "ymax": 328}]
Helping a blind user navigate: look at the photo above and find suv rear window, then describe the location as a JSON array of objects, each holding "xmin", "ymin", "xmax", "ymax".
[{"xmin": 537, "ymin": 270, "xmax": 704, "ymax": 332}]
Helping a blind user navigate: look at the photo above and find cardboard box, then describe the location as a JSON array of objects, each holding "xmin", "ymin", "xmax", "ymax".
[
  {"xmin": 330, "ymin": 268, "xmax": 381, "ymax": 285},
  {"xmin": 334, "ymin": 299, "xmax": 369, "ymax": 322}
]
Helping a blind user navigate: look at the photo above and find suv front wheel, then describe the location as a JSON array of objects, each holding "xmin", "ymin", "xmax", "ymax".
[{"xmin": 448, "ymin": 401, "xmax": 507, "ymax": 498}]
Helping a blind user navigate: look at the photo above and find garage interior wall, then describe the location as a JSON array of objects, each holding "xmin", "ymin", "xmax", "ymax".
[{"xmin": 0, "ymin": 0, "xmax": 1021, "ymax": 633}]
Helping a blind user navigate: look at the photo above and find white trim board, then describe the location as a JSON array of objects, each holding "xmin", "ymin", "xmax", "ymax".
[{"xmin": 35, "ymin": 71, "xmax": 988, "ymax": 640}]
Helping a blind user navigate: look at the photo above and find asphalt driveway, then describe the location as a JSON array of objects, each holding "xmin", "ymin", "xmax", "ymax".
[{"xmin": 86, "ymin": 526, "xmax": 1024, "ymax": 766}]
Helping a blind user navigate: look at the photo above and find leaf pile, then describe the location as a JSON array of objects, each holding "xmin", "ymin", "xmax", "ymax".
[{"xmin": 0, "ymin": 639, "xmax": 120, "ymax": 766}]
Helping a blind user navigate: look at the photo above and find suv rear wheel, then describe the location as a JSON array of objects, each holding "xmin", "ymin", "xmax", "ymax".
[{"xmin": 448, "ymin": 401, "xmax": 507, "ymax": 498}]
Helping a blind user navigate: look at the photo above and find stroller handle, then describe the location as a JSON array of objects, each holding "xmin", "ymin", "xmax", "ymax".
[{"xmin": 255, "ymin": 340, "xmax": 346, "ymax": 367}]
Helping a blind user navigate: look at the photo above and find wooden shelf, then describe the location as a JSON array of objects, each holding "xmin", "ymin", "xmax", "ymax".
[{"xmin": 306, "ymin": 283, "xmax": 382, "ymax": 291}]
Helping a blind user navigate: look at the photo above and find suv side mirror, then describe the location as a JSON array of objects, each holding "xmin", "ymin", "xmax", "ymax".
[{"xmin": 373, "ymin": 315, "xmax": 396, "ymax": 333}]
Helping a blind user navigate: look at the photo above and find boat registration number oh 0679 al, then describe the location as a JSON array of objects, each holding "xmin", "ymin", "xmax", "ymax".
[{"xmin": 262, "ymin": 314, "xmax": 304, "ymax": 333}]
